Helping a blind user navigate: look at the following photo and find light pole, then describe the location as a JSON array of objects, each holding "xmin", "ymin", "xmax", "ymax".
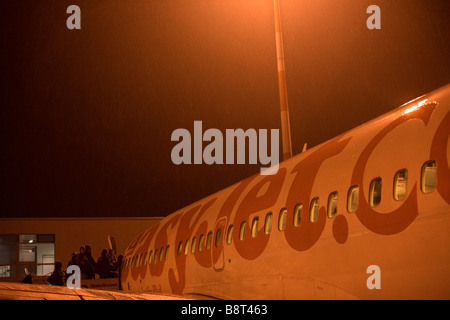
[{"xmin": 273, "ymin": 0, "xmax": 293, "ymax": 161}]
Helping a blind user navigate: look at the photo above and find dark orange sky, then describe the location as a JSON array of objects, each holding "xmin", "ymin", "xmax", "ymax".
[{"xmin": 1, "ymin": 0, "xmax": 449, "ymax": 218}]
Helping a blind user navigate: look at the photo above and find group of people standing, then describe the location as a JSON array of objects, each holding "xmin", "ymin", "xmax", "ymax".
[
  {"xmin": 67, "ymin": 245, "xmax": 119, "ymax": 280},
  {"xmin": 44, "ymin": 245, "xmax": 120, "ymax": 286}
]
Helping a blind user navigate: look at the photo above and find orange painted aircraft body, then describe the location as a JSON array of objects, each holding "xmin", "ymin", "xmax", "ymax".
[{"xmin": 120, "ymin": 84, "xmax": 450, "ymax": 299}]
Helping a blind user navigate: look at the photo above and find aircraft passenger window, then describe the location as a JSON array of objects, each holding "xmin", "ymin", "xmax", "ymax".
[
  {"xmin": 264, "ymin": 212, "xmax": 273, "ymax": 234},
  {"xmin": 327, "ymin": 192, "xmax": 338, "ymax": 218},
  {"xmin": 165, "ymin": 245, "xmax": 170, "ymax": 260},
  {"xmin": 159, "ymin": 247, "xmax": 164, "ymax": 261},
  {"xmin": 206, "ymin": 231, "xmax": 213, "ymax": 250},
  {"xmin": 153, "ymin": 249, "xmax": 158, "ymax": 263},
  {"xmin": 191, "ymin": 237, "xmax": 197, "ymax": 254},
  {"xmin": 251, "ymin": 217, "xmax": 259, "ymax": 238},
  {"xmin": 198, "ymin": 234, "xmax": 205, "ymax": 252},
  {"xmin": 394, "ymin": 169, "xmax": 408, "ymax": 200},
  {"xmin": 310, "ymin": 198, "xmax": 320, "ymax": 222},
  {"xmin": 143, "ymin": 252, "xmax": 147, "ymax": 266},
  {"xmin": 369, "ymin": 177, "xmax": 382, "ymax": 207},
  {"xmin": 293, "ymin": 203, "xmax": 302, "ymax": 227},
  {"xmin": 177, "ymin": 241, "xmax": 183, "ymax": 256},
  {"xmin": 148, "ymin": 251, "xmax": 153, "ymax": 264},
  {"xmin": 215, "ymin": 228, "xmax": 222, "ymax": 248},
  {"xmin": 239, "ymin": 221, "xmax": 247, "ymax": 241},
  {"xmin": 184, "ymin": 239, "xmax": 190, "ymax": 256},
  {"xmin": 278, "ymin": 208, "xmax": 287, "ymax": 231},
  {"xmin": 226, "ymin": 225, "xmax": 234, "ymax": 245},
  {"xmin": 421, "ymin": 160, "xmax": 437, "ymax": 193},
  {"xmin": 347, "ymin": 185, "xmax": 359, "ymax": 213}
]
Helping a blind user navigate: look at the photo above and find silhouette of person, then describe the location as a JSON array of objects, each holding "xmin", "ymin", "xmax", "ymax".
[
  {"xmin": 67, "ymin": 252, "xmax": 77, "ymax": 268},
  {"xmin": 47, "ymin": 262, "xmax": 64, "ymax": 286},
  {"xmin": 96, "ymin": 249, "xmax": 116, "ymax": 279},
  {"xmin": 84, "ymin": 245, "xmax": 96, "ymax": 279},
  {"xmin": 21, "ymin": 268, "xmax": 32, "ymax": 284},
  {"xmin": 107, "ymin": 249, "xmax": 117, "ymax": 270}
]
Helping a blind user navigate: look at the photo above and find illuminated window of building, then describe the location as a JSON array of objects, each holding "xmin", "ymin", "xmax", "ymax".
[
  {"xmin": 293, "ymin": 203, "xmax": 302, "ymax": 227},
  {"xmin": 0, "ymin": 234, "xmax": 56, "ymax": 278},
  {"xmin": 226, "ymin": 225, "xmax": 234, "ymax": 245},
  {"xmin": 191, "ymin": 237, "xmax": 197, "ymax": 254},
  {"xmin": 421, "ymin": 160, "xmax": 437, "ymax": 193},
  {"xmin": 347, "ymin": 185, "xmax": 359, "ymax": 213},
  {"xmin": 310, "ymin": 198, "xmax": 320, "ymax": 222},
  {"xmin": 0, "ymin": 235, "xmax": 17, "ymax": 278},
  {"xmin": 239, "ymin": 221, "xmax": 247, "ymax": 241},
  {"xmin": 198, "ymin": 234, "xmax": 205, "ymax": 252},
  {"xmin": 184, "ymin": 239, "xmax": 190, "ymax": 256},
  {"xmin": 394, "ymin": 169, "xmax": 408, "ymax": 200},
  {"xmin": 369, "ymin": 178, "xmax": 382, "ymax": 207},
  {"xmin": 278, "ymin": 208, "xmax": 287, "ymax": 231},
  {"xmin": 251, "ymin": 217, "xmax": 259, "ymax": 238},
  {"xmin": 264, "ymin": 212, "xmax": 273, "ymax": 234},
  {"xmin": 177, "ymin": 241, "xmax": 183, "ymax": 256},
  {"xmin": 206, "ymin": 231, "xmax": 213, "ymax": 250},
  {"xmin": 327, "ymin": 192, "xmax": 338, "ymax": 218}
]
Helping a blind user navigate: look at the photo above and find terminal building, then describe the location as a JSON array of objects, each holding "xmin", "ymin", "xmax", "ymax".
[{"xmin": 0, "ymin": 217, "xmax": 162, "ymax": 282}]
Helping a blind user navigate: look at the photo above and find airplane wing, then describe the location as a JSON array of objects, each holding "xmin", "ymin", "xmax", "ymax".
[{"xmin": 0, "ymin": 282, "xmax": 190, "ymax": 300}]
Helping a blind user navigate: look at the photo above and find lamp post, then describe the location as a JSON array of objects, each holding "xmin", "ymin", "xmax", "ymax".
[{"xmin": 273, "ymin": 0, "xmax": 293, "ymax": 161}]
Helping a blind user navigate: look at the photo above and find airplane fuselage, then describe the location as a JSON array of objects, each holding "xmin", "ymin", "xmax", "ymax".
[{"xmin": 121, "ymin": 84, "xmax": 450, "ymax": 299}]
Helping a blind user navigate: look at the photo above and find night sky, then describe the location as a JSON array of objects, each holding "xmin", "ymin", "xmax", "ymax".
[{"xmin": 1, "ymin": 0, "xmax": 449, "ymax": 218}]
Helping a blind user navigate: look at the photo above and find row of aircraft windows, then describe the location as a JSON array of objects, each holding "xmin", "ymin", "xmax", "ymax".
[
  {"xmin": 124, "ymin": 160, "xmax": 437, "ymax": 268},
  {"xmin": 124, "ymin": 245, "xmax": 170, "ymax": 269}
]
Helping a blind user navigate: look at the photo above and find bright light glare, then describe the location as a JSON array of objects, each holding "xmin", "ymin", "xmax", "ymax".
[{"xmin": 403, "ymin": 99, "xmax": 428, "ymax": 115}]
